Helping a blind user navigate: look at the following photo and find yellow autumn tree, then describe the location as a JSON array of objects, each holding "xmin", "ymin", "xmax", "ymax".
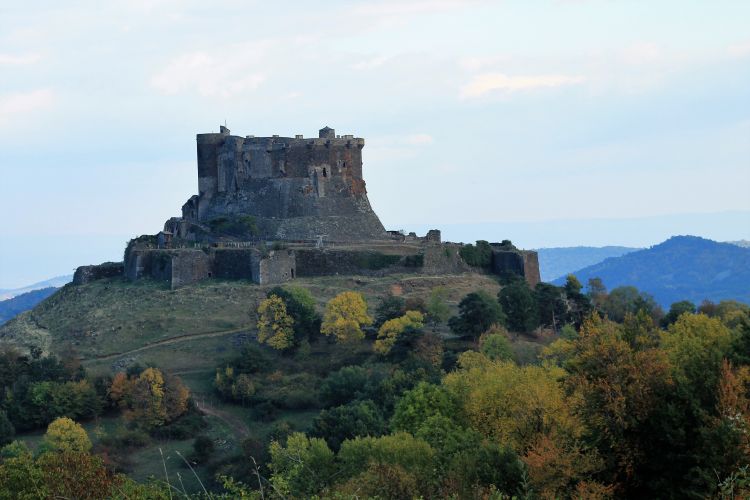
[
  {"xmin": 374, "ymin": 311, "xmax": 424, "ymax": 355},
  {"xmin": 110, "ymin": 368, "xmax": 190, "ymax": 429},
  {"xmin": 257, "ymin": 295, "xmax": 296, "ymax": 350},
  {"xmin": 43, "ymin": 417, "xmax": 92, "ymax": 453},
  {"xmin": 321, "ymin": 291, "xmax": 373, "ymax": 342}
]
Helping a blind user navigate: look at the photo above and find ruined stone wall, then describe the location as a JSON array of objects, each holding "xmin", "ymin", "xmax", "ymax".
[
  {"xmin": 212, "ymin": 248, "xmax": 255, "ymax": 280},
  {"xmin": 256, "ymin": 249, "xmax": 296, "ymax": 285},
  {"xmin": 422, "ymin": 244, "xmax": 472, "ymax": 275},
  {"xmin": 490, "ymin": 249, "xmax": 541, "ymax": 287},
  {"xmin": 73, "ymin": 262, "xmax": 124, "ymax": 285},
  {"xmin": 169, "ymin": 250, "xmax": 211, "ymax": 289},
  {"xmin": 521, "ymin": 251, "xmax": 541, "ymax": 288}
]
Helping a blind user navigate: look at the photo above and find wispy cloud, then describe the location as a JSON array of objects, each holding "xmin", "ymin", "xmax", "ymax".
[
  {"xmin": 0, "ymin": 53, "xmax": 41, "ymax": 65},
  {"xmin": 728, "ymin": 41, "xmax": 750, "ymax": 58},
  {"xmin": 150, "ymin": 45, "xmax": 268, "ymax": 98},
  {"xmin": 0, "ymin": 89, "xmax": 55, "ymax": 125},
  {"xmin": 460, "ymin": 73, "xmax": 585, "ymax": 98}
]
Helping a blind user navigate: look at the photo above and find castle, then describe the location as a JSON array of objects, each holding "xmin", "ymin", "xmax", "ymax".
[{"xmin": 73, "ymin": 126, "xmax": 540, "ymax": 288}]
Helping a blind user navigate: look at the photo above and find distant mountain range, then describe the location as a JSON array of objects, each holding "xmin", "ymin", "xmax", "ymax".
[
  {"xmin": 0, "ymin": 287, "xmax": 59, "ymax": 325},
  {"xmin": 552, "ymin": 236, "xmax": 750, "ymax": 307},
  {"xmin": 536, "ymin": 246, "xmax": 641, "ymax": 282},
  {"xmin": 0, "ymin": 275, "xmax": 72, "ymax": 301}
]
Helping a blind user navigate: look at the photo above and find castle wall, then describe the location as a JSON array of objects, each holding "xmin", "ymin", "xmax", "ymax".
[
  {"xmin": 295, "ymin": 248, "xmax": 422, "ymax": 277},
  {"xmin": 490, "ymin": 249, "xmax": 541, "ymax": 287},
  {"xmin": 256, "ymin": 249, "xmax": 296, "ymax": 285},
  {"xmin": 422, "ymin": 244, "xmax": 472, "ymax": 275},
  {"xmin": 212, "ymin": 249, "xmax": 255, "ymax": 280},
  {"xmin": 73, "ymin": 262, "xmax": 124, "ymax": 285},
  {"xmin": 521, "ymin": 251, "xmax": 541, "ymax": 288},
  {"xmin": 169, "ymin": 250, "xmax": 211, "ymax": 289}
]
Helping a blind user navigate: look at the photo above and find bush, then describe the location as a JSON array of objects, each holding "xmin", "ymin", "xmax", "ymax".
[
  {"xmin": 190, "ymin": 435, "xmax": 215, "ymax": 465},
  {"xmin": 479, "ymin": 327, "xmax": 513, "ymax": 361},
  {"xmin": 311, "ymin": 400, "xmax": 387, "ymax": 451},
  {"xmin": 319, "ymin": 366, "xmax": 370, "ymax": 407},
  {"xmin": 459, "ymin": 240, "xmax": 493, "ymax": 268}
]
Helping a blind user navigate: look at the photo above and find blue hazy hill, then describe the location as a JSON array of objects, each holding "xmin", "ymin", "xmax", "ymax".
[
  {"xmin": 536, "ymin": 246, "xmax": 640, "ymax": 282},
  {"xmin": 553, "ymin": 235, "xmax": 750, "ymax": 307},
  {"xmin": 0, "ymin": 287, "xmax": 59, "ymax": 325}
]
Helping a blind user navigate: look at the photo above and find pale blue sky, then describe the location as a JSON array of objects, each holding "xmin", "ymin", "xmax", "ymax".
[{"xmin": 1, "ymin": 1, "xmax": 749, "ymax": 288}]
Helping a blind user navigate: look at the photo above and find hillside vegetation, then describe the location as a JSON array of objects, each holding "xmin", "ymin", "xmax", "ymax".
[{"xmin": 0, "ymin": 273, "xmax": 501, "ymax": 374}]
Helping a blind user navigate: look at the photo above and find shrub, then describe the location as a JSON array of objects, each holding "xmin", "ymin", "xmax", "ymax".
[{"xmin": 459, "ymin": 240, "xmax": 493, "ymax": 268}]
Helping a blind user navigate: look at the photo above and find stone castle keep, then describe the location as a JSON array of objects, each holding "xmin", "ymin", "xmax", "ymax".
[{"xmin": 74, "ymin": 126, "xmax": 540, "ymax": 288}]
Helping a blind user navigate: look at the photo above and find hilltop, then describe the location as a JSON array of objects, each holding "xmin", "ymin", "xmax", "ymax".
[
  {"xmin": 535, "ymin": 246, "xmax": 640, "ymax": 281},
  {"xmin": 555, "ymin": 235, "xmax": 750, "ymax": 306},
  {"xmin": 0, "ymin": 273, "xmax": 502, "ymax": 375}
]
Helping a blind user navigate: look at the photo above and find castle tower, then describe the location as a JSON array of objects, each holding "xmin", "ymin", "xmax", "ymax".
[{"xmin": 186, "ymin": 126, "xmax": 386, "ymax": 242}]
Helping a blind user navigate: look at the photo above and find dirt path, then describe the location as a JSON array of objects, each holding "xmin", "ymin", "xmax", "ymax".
[
  {"xmin": 87, "ymin": 325, "xmax": 252, "ymax": 361},
  {"xmin": 196, "ymin": 402, "xmax": 251, "ymax": 438}
]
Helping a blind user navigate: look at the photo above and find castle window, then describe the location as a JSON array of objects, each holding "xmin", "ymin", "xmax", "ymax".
[
  {"xmin": 291, "ymin": 269, "xmax": 295, "ymax": 278},
  {"xmin": 322, "ymin": 168, "xmax": 327, "ymax": 178}
]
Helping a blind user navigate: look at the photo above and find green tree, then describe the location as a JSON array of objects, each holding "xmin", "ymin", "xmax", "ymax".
[
  {"xmin": 321, "ymin": 291, "xmax": 373, "ymax": 342},
  {"xmin": 319, "ymin": 366, "xmax": 371, "ymax": 407},
  {"xmin": 374, "ymin": 311, "xmax": 425, "ymax": 355},
  {"xmin": 661, "ymin": 300, "xmax": 696, "ymax": 328},
  {"xmin": 0, "ymin": 411, "xmax": 14, "ymax": 447},
  {"xmin": 311, "ymin": 400, "xmax": 386, "ymax": 451},
  {"xmin": 269, "ymin": 432, "xmax": 336, "ymax": 497},
  {"xmin": 498, "ymin": 280, "xmax": 539, "ymax": 333},
  {"xmin": 479, "ymin": 326, "xmax": 513, "ymax": 361},
  {"xmin": 43, "ymin": 417, "xmax": 92, "ymax": 453},
  {"xmin": 267, "ymin": 286, "xmax": 321, "ymax": 341},
  {"xmin": 426, "ymin": 286, "xmax": 451, "ymax": 329},
  {"xmin": 535, "ymin": 282, "xmax": 568, "ymax": 331},
  {"xmin": 602, "ymin": 286, "xmax": 661, "ymax": 323},
  {"xmin": 391, "ymin": 382, "xmax": 458, "ymax": 434},
  {"xmin": 374, "ymin": 294, "xmax": 406, "ymax": 328},
  {"xmin": 257, "ymin": 295, "xmax": 296, "ymax": 351},
  {"xmin": 448, "ymin": 291, "xmax": 506, "ymax": 338},
  {"xmin": 459, "ymin": 240, "xmax": 493, "ymax": 268}
]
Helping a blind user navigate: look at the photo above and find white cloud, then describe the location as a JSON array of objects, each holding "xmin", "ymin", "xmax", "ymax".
[
  {"xmin": 728, "ymin": 41, "xmax": 750, "ymax": 58},
  {"xmin": 0, "ymin": 89, "xmax": 55, "ymax": 125},
  {"xmin": 621, "ymin": 43, "xmax": 662, "ymax": 65},
  {"xmin": 403, "ymin": 133, "xmax": 434, "ymax": 145},
  {"xmin": 150, "ymin": 46, "xmax": 268, "ymax": 98},
  {"xmin": 352, "ymin": 55, "xmax": 391, "ymax": 71},
  {"xmin": 460, "ymin": 73, "xmax": 585, "ymax": 98},
  {"xmin": 0, "ymin": 53, "xmax": 41, "ymax": 65},
  {"xmin": 353, "ymin": 0, "xmax": 479, "ymax": 18}
]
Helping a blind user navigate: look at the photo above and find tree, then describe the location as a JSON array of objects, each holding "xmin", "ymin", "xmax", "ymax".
[
  {"xmin": 269, "ymin": 432, "xmax": 336, "ymax": 496},
  {"xmin": 311, "ymin": 400, "xmax": 386, "ymax": 451},
  {"xmin": 535, "ymin": 282, "xmax": 567, "ymax": 331},
  {"xmin": 448, "ymin": 291, "xmax": 506, "ymax": 338},
  {"xmin": 426, "ymin": 287, "xmax": 451, "ymax": 329},
  {"xmin": 267, "ymin": 286, "xmax": 321, "ymax": 341},
  {"xmin": 43, "ymin": 417, "xmax": 92, "ymax": 453},
  {"xmin": 321, "ymin": 291, "xmax": 373, "ymax": 342},
  {"xmin": 319, "ymin": 366, "xmax": 370, "ymax": 407},
  {"xmin": 459, "ymin": 240, "xmax": 493, "ymax": 268},
  {"xmin": 391, "ymin": 382, "xmax": 458, "ymax": 435},
  {"xmin": 257, "ymin": 295, "xmax": 296, "ymax": 351},
  {"xmin": 564, "ymin": 275, "xmax": 592, "ymax": 327},
  {"xmin": 374, "ymin": 294, "xmax": 406, "ymax": 328},
  {"xmin": 0, "ymin": 411, "xmax": 14, "ymax": 446},
  {"xmin": 498, "ymin": 281, "xmax": 539, "ymax": 333},
  {"xmin": 374, "ymin": 311, "xmax": 424, "ymax": 355},
  {"xmin": 110, "ymin": 367, "xmax": 189, "ymax": 428},
  {"xmin": 661, "ymin": 300, "xmax": 697, "ymax": 327},
  {"xmin": 586, "ymin": 278, "xmax": 607, "ymax": 310},
  {"xmin": 602, "ymin": 286, "xmax": 661, "ymax": 323},
  {"xmin": 479, "ymin": 326, "xmax": 513, "ymax": 361}
]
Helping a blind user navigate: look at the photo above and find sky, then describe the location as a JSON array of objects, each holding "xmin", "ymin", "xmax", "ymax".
[{"xmin": 0, "ymin": 0, "xmax": 749, "ymax": 288}]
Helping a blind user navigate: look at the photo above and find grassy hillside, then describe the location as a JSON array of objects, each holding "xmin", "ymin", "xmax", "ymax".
[{"xmin": 0, "ymin": 273, "xmax": 501, "ymax": 375}]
